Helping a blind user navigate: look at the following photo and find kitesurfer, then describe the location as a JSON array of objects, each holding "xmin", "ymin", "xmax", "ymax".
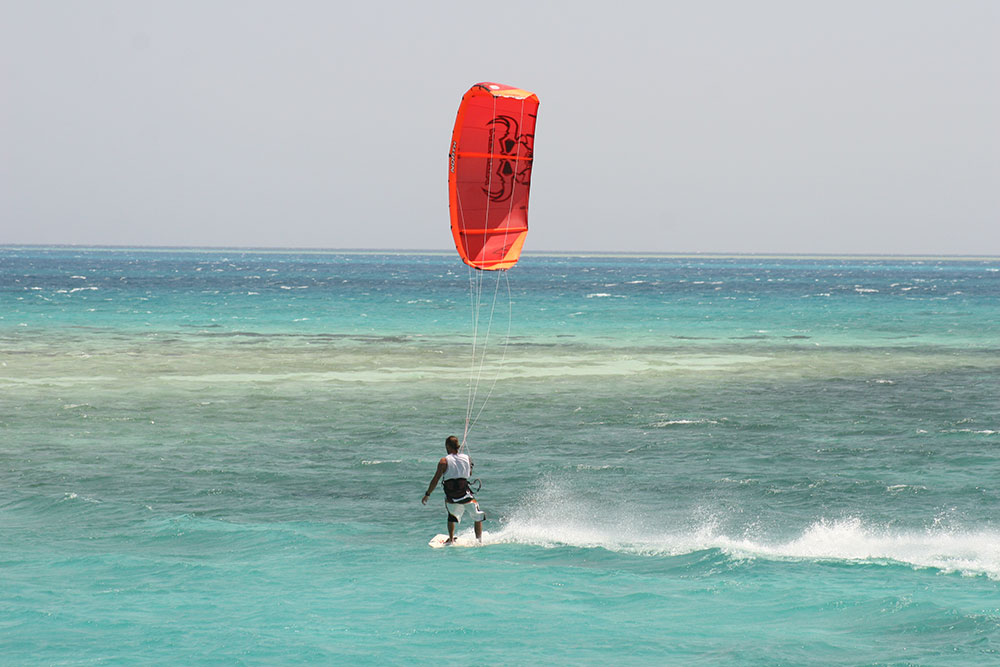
[{"xmin": 422, "ymin": 435, "xmax": 484, "ymax": 544}]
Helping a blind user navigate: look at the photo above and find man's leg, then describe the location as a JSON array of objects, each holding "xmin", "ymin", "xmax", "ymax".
[{"xmin": 446, "ymin": 505, "xmax": 458, "ymax": 543}]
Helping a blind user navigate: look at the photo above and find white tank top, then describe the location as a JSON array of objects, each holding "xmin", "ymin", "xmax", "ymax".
[{"xmin": 443, "ymin": 453, "xmax": 472, "ymax": 480}]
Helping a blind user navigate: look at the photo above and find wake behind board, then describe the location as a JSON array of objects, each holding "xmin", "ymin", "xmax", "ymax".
[{"xmin": 429, "ymin": 534, "xmax": 481, "ymax": 548}]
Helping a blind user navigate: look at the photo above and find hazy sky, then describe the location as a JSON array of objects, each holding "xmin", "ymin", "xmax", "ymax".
[{"xmin": 2, "ymin": 1, "xmax": 998, "ymax": 254}]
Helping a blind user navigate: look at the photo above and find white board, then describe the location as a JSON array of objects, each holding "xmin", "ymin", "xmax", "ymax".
[{"xmin": 428, "ymin": 533, "xmax": 481, "ymax": 548}]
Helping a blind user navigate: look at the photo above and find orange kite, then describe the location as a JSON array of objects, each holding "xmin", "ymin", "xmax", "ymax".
[{"xmin": 448, "ymin": 82, "xmax": 540, "ymax": 270}]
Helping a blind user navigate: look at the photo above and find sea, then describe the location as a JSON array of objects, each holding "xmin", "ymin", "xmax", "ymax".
[{"xmin": 1, "ymin": 246, "xmax": 998, "ymax": 665}]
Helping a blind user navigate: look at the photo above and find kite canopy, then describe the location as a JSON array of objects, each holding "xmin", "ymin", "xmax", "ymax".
[{"xmin": 448, "ymin": 82, "xmax": 539, "ymax": 270}]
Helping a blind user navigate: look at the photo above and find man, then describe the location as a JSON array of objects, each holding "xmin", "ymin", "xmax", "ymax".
[{"xmin": 421, "ymin": 435, "xmax": 485, "ymax": 544}]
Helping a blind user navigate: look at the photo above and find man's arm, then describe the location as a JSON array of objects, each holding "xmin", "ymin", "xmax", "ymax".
[{"xmin": 421, "ymin": 458, "xmax": 448, "ymax": 505}]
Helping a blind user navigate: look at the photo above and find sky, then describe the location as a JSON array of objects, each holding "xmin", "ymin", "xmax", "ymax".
[{"xmin": 2, "ymin": 1, "xmax": 998, "ymax": 255}]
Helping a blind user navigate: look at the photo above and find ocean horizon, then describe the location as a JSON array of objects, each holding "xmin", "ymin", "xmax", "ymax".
[{"xmin": 4, "ymin": 243, "xmax": 999, "ymax": 260}]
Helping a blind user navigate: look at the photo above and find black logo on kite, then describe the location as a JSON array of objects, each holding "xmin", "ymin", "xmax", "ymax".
[{"xmin": 483, "ymin": 114, "xmax": 534, "ymax": 203}]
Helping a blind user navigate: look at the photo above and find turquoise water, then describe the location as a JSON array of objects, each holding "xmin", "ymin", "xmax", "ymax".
[{"xmin": 2, "ymin": 247, "xmax": 999, "ymax": 664}]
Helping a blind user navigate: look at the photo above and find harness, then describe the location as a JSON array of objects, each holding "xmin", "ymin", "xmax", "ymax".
[{"xmin": 442, "ymin": 477, "xmax": 482, "ymax": 503}]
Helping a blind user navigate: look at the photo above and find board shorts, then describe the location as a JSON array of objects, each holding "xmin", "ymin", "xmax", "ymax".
[{"xmin": 446, "ymin": 499, "xmax": 485, "ymax": 524}]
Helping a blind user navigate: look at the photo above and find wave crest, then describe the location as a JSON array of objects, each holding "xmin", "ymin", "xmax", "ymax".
[{"xmin": 490, "ymin": 482, "xmax": 1000, "ymax": 579}]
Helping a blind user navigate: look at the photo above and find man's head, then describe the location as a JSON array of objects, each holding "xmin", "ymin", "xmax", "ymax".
[{"xmin": 445, "ymin": 435, "xmax": 460, "ymax": 453}]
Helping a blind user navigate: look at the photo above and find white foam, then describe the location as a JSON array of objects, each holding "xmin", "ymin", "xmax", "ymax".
[
  {"xmin": 723, "ymin": 518, "xmax": 1000, "ymax": 579},
  {"xmin": 499, "ymin": 515, "xmax": 1000, "ymax": 578},
  {"xmin": 61, "ymin": 492, "xmax": 101, "ymax": 504},
  {"xmin": 650, "ymin": 418, "xmax": 719, "ymax": 427},
  {"xmin": 886, "ymin": 484, "xmax": 926, "ymax": 493},
  {"xmin": 492, "ymin": 484, "xmax": 1000, "ymax": 579}
]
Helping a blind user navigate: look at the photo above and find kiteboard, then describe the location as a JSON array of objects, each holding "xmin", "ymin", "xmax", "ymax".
[{"xmin": 428, "ymin": 534, "xmax": 482, "ymax": 548}]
